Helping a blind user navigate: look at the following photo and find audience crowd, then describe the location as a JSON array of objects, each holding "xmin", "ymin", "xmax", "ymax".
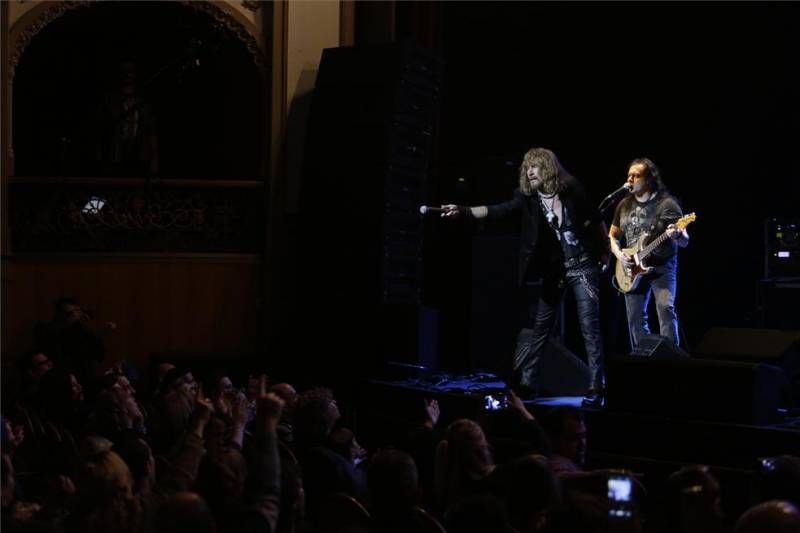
[{"xmin": 2, "ymin": 297, "xmax": 799, "ymax": 533}]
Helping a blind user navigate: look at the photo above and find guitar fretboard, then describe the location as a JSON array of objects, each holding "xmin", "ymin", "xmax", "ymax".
[
  {"xmin": 640, "ymin": 231, "xmax": 672, "ymax": 260},
  {"xmin": 639, "ymin": 213, "xmax": 695, "ymax": 260}
]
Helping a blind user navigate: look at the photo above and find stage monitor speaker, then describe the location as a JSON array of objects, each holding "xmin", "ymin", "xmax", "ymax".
[
  {"xmin": 694, "ymin": 328, "xmax": 800, "ymax": 379},
  {"xmin": 515, "ymin": 329, "xmax": 590, "ymax": 396},
  {"xmin": 632, "ymin": 334, "xmax": 690, "ymax": 359},
  {"xmin": 539, "ymin": 338, "xmax": 590, "ymax": 396},
  {"xmin": 606, "ymin": 356, "xmax": 789, "ymax": 425}
]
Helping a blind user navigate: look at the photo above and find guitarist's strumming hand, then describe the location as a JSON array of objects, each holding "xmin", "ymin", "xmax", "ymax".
[
  {"xmin": 615, "ymin": 249, "xmax": 634, "ymax": 269},
  {"xmin": 609, "ymin": 230, "xmax": 635, "ymax": 271}
]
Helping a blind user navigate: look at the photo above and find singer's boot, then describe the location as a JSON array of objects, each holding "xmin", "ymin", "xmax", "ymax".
[{"xmin": 581, "ymin": 387, "xmax": 604, "ymax": 408}]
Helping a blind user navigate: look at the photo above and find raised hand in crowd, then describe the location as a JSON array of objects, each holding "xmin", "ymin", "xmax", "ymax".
[
  {"xmin": 254, "ymin": 375, "xmax": 284, "ymax": 434},
  {"xmin": 424, "ymin": 398, "xmax": 440, "ymax": 429},
  {"xmin": 507, "ymin": 389, "xmax": 535, "ymax": 421},
  {"xmin": 229, "ymin": 391, "xmax": 251, "ymax": 449},
  {"xmin": 189, "ymin": 384, "xmax": 215, "ymax": 438}
]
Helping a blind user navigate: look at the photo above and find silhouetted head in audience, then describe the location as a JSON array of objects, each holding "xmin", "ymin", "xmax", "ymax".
[
  {"xmin": 436, "ymin": 419, "xmax": 495, "ymax": 510},
  {"xmin": 444, "ymin": 419, "xmax": 494, "ymax": 481},
  {"xmin": 752, "ymin": 455, "xmax": 800, "ymax": 507},
  {"xmin": 656, "ymin": 464, "xmax": 723, "ymax": 533},
  {"xmin": 329, "ymin": 427, "xmax": 366, "ymax": 466},
  {"xmin": 196, "ymin": 447, "xmax": 248, "ymax": 519},
  {"xmin": 155, "ymin": 362, "xmax": 176, "ymax": 387},
  {"xmin": 292, "ymin": 387, "xmax": 340, "ymax": 445},
  {"xmin": 446, "ymin": 493, "xmax": 510, "ymax": 533},
  {"xmin": 73, "ymin": 442, "xmax": 142, "ymax": 533},
  {"xmin": 92, "ymin": 386, "xmax": 136, "ymax": 439},
  {"xmin": 160, "ymin": 367, "xmax": 198, "ymax": 396},
  {"xmin": 150, "ymin": 369, "xmax": 196, "ymax": 454},
  {"xmin": 368, "ymin": 448, "xmax": 420, "ymax": 519},
  {"xmin": 549, "ymin": 486, "xmax": 632, "ymax": 533},
  {"xmin": 37, "ymin": 369, "xmax": 84, "ymax": 427},
  {"xmin": 735, "ymin": 500, "xmax": 800, "ymax": 533},
  {"xmin": 19, "ymin": 350, "xmax": 54, "ymax": 381},
  {"xmin": 270, "ymin": 382, "xmax": 298, "ymax": 410},
  {"xmin": 206, "ymin": 373, "xmax": 234, "ymax": 402},
  {"xmin": 542, "ymin": 407, "xmax": 586, "ymax": 467},
  {"xmin": 113, "ymin": 431, "xmax": 156, "ymax": 496},
  {"xmin": 14, "ymin": 350, "xmax": 53, "ymax": 408},
  {"xmin": 155, "ymin": 491, "xmax": 216, "ymax": 533},
  {"xmin": 502, "ymin": 454, "xmax": 559, "ymax": 533},
  {"xmin": 52, "ymin": 296, "xmax": 87, "ymax": 326}
]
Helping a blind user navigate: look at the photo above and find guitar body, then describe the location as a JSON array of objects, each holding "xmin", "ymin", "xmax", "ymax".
[{"xmin": 613, "ymin": 235, "xmax": 653, "ymax": 293}]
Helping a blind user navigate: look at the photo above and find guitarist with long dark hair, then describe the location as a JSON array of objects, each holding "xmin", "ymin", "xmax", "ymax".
[{"xmin": 609, "ymin": 158, "xmax": 690, "ymax": 351}]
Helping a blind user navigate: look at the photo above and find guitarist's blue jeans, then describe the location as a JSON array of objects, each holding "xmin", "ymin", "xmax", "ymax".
[
  {"xmin": 514, "ymin": 264, "xmax": 604, "ymax": 394},
  {"xmin": 624, "ymin": 266, "xmax": 679, "ymax": 349}
]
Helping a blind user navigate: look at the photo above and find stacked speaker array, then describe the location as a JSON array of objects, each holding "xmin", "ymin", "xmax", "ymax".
[{"xmin": 301, "ymin": 41, "xmax": 442, "ymax": 305}]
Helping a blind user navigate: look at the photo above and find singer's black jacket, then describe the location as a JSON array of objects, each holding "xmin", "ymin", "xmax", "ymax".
[{"xmin": 483, "ymin": 176, "xmax": 607, "ymax": 286}]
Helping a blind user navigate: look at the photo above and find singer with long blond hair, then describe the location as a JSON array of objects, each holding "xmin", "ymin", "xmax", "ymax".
[{"xmin": 441, "ymin": 147, "xmax": 609, "ymax": 406}]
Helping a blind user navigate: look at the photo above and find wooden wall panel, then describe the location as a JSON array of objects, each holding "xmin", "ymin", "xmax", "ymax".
[{"xmin": 1, "ymin": 257, "xmax": 261, "ymax": 372}]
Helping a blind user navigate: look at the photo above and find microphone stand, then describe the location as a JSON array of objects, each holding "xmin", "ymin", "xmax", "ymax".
[
  {"xmin": 598, "ymin": 187, "xmax": 630, "ymax": 213},
  {"xmin": 598, "ymin": 195, "xmax": 616, "ymax": 213}
]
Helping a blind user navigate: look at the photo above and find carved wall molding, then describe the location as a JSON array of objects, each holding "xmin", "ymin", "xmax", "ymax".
[
  {"xmin": 241, "ymin": 1, "xmax": 263, "ymax": 13},
  {"xmin": 8, "ymin": 1, "xmax": 92, "ymax": 80},
  {"xmin": 9, "ymin": 181, "xmax": 265, "ymax": 253},
  {"xmin": 9, "ymin": 0, "xmax": 265, "ymax": 79},
  {"xmin": 179, "ymin": 1, "xmax": 265, "ymax": 66}
]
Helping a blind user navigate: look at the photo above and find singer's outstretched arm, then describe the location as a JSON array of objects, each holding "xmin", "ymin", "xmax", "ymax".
[{"xmin": 441, "ymin": 189, "xmax": 524, "ymax": 220}]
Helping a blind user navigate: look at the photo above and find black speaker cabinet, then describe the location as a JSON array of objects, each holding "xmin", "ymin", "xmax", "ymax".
[
  {"xmin": 606, "ymin": 356, "xmax": 789, "ymax": 425},
  {"xmin": 631, "ymin": 334, "xmax": 690, "ymax": 359},
  {"xmin": 695, "ymin": 328, "xmax": 800, "ymax": 379}
]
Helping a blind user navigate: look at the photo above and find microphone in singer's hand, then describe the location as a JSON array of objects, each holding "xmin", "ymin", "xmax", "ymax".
[{"xmin": 419, "ymin": 206, "xmax": 446, "ymax": 215}]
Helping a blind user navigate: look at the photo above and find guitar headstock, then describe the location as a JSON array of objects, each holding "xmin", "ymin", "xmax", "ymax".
[{"xmin": 676, "ymin": 212, "xmax": 697, "ymax": 230}]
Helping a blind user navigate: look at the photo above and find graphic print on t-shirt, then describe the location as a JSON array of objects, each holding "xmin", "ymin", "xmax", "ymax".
[{"xmin": 625, "ymin": 204, "xmax": 651, "ymax": 245}]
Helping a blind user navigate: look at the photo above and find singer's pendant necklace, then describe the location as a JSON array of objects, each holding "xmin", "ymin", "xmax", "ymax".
[{"xmin": 539, "ymin": 191, "xmax": 559, "ymax": 226}]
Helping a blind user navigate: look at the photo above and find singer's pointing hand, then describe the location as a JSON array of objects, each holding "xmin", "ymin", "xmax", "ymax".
[{"xmin": 440, "ymin": 204, "xmax": 460, "ymax": 218}]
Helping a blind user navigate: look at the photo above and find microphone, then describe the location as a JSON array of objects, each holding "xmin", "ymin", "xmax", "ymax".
[
  {"xmin": 419, "ymin": 205, "xmax": 446, "ymax": 215},
  {"xmin": 603, "ymin": 183, "xmax": 633, "ymax": 201}
]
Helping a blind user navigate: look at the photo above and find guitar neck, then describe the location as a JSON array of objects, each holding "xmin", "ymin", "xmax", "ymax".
[{"xmin": 640, "ymin": 230, "xmax": 671, "ymax": 260}]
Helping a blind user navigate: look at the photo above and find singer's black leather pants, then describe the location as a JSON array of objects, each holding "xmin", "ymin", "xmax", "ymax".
[{"xmin": 513, "ymin": 262, "xmax": 604, "ymax": 394}]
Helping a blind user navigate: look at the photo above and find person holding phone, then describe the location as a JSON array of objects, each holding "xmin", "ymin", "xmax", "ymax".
[{"xmin": 441, "ymin": 148, "xmax": 609, "ymax": 406}]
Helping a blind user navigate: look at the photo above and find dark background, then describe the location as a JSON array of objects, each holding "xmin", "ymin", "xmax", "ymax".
[
  {"xmin": 423, "ymin": 2, "xmax": 800, "ymax": 374},
  {"xmin": 8, "ymin": 2, "xmax": 799, "ymax": 384}
]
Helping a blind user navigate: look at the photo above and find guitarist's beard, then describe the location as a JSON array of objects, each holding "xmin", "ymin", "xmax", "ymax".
[{"xmin": 632, "ymin": 180, "xmax": 648, "ymax": 196}]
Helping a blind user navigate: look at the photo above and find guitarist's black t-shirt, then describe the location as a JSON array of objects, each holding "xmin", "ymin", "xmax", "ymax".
[{"xmin": 612, "ymin": 192, "xmax": 683, "ymax": 269}]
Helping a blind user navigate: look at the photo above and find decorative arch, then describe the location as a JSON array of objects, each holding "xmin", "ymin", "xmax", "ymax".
[{"xmin": 8, "ymin": 0, "xmax": 265, "ymax": 80}]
